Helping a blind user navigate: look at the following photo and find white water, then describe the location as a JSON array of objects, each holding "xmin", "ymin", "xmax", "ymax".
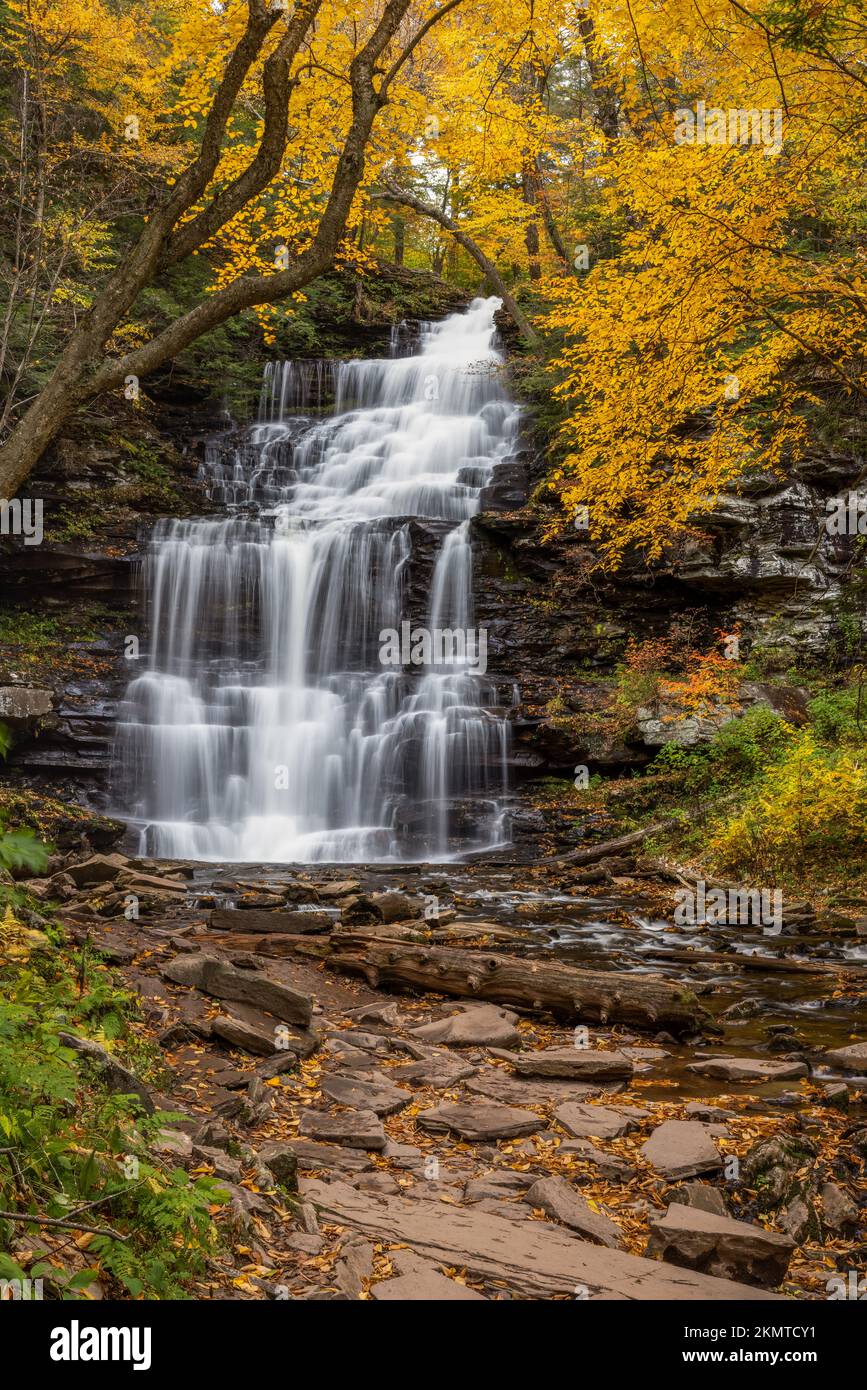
[{"xmin": 114, "ymin": 297, "xmax": 520, "ymax": 862}]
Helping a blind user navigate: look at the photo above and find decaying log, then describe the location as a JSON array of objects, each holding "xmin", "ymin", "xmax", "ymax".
[
  {"xmin": 187, "ymin": 932, "xmax": 332, "ymax": 959},
  {"xmin": 550, "ymin": 819, "xmax": 681, "ymax": 867},
  {"xmin": 329, "ymin": 937, "xmax": 715, "ymax": 1035}
]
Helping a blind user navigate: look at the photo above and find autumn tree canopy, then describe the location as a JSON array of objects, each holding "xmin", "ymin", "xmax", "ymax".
[{"xmin": 0, "ymin": 0, "xmax": 864, "ymax": 564}]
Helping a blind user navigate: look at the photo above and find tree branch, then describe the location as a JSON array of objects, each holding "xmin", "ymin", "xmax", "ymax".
[{"xmin": 379, "ymin": 180, "xmax": 541, "ymax": 346}]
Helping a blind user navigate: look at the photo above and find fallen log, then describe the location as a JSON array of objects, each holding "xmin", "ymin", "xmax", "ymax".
[
  {"xmin": 208, "ymin": 908, "xmax": 331, "ymax": 934},
  {"xmin": 550, "ymin": 819, "xmax": 681, "ymax": 867},
  {"xmin": 644, "ymin": 946, "xmax": 865, "ymax": 977},
  {"xmin": 187, "ymin": 931, "xmax": 332, "ymax": 960},
  {"xmin": 329, "ymin": 936, "xmax": 715, "ymax": 1035}
]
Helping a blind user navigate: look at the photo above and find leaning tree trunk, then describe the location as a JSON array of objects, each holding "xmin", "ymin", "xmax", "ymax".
[{"xmin": 380, "ymin": 182, "xmax": 541, "ymax": 347}]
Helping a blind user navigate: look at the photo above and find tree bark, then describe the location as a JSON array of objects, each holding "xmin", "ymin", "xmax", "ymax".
[
  {"xmin": 551, "ymin": 819, "xmax": 681, "ymax": 866},
  {"xmin": 380, "ymin": 182, "xmax": 541, "ymax": 347},
  {"xmin": 329, "ymin": 937, "xmax": 714, "ymax": 1033},
  {"xmin": 0, "ymin": 0, "xmax": 456, "ymax": 495}
]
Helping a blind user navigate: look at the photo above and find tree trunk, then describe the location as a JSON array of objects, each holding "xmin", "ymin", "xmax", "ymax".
[
  {"xmin": 393, "ymin": 214, "xmax": 405, "ymax": 265},
  {"xmin": 551, "ymin": 819, "xmax": 681, "ymax": 866},
  {"xmin": 521, "ymin": 163, "xmax": 542, "ymax": 280},
  {"xmin": 329, "ymin": 937, "xmax": 714, "ymax": 1034}
]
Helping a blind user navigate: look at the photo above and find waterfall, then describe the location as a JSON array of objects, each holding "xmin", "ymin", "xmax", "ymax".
[{"xmin": 113, "ymin": 296, "xmax": 520, "ymax": 862}]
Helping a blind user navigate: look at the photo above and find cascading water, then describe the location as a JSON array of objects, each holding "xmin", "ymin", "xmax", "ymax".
[{"xmin": 114, "ymin": 296, "xmax": 521, "ymax": 862}]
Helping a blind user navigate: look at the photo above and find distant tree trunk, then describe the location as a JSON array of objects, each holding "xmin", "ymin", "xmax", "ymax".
[
  {"xmin": 578, "ymin": 13, "xmax": 621, "ymax": 139},
  {"xmin": 533, "ymin": 157, "xmax": 571, "ymax": 271},
  {"xmin": 393, "ymin": 215, "xmax": 405, "ymax": 265},
  {"xmin": 521, "ymin": 162, "xmax": 542, "ymax": 280}
]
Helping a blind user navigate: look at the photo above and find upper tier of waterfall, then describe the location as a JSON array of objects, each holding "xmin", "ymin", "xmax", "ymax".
[{"xmin": 113, "ymin": 297, "xmax": 522, "ymax": 863}]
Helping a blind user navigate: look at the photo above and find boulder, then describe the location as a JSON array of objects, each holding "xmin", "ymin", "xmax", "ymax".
[
  {"xmin": 286, "ymin": 1140, "xmax": 373, "ymax": 1174},
  {"xmin": 666, "ymin": 1182, "xmax": 729, "ymax": 1218},
  {"xmin": 162, "ymin": 952, "xmax": 312, "ymax": 1026},
  {"xmin": 641, "ymin": 1121, "xmax": 723, "ymax": 1179},
  {"xmin": 333, "ymin": 1238, "xmax": 375, "ymax": 1299},
  {"xmin": 391, "ymin": 1055, "xmax": 477, "ymax": 1088},
  {"xmin": 823, "ymin": 1041, "xmax": 867, "ymax": 1073},
  {"xmin": 742, "ymin": 1132, "xmax": 819, "ymax": 1207},
  {"xmin": 558, "ymin": 1139, "xmax": 637, "ymax": 1180},
  {"xmin": 647, "ymin": 1204, "xmax": 795, "ymax": 1286},
  {"xmin": 464, "ymin": 1170, "xmax": 534, "ymax": 1201},
  {"xmin": 258, "ymin": 1143, "xmax": 299, "ymax": 1190},
  {"xmin": 343, "ymin": 891, "xmax": 422, "ymax": 924},
  {"xmin": 464, "ymin": 1069, "xmax": 597, "ymax": 1107},
  {"xmin": 210, "ymin": 1013, "xmax": 277, "ymax": 1056},
  {"xmin": 64, "ymin": 853, "xmax": 129, "ymax": 887},
  {"xmin": 409, "ymin": 1004, "xmax": 520, "ymax": 1049},
  {"xmin": 819, "ymin": 1182, "xmax": 859, "ymax": 1231}
]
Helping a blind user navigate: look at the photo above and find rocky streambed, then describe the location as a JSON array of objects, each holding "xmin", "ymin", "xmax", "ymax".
[{"xmin": 13, "ymin": 844, "xmax": 865, "ymax": 1302}]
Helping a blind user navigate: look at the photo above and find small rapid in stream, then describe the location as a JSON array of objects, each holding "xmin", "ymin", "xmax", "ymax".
[{"xmin": 114, "ymin": 298, "xmax": 520, "ymax": 862}]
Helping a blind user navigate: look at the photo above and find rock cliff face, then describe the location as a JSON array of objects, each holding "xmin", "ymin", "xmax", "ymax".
[{"xmin": 1, "ymin": 309, "xmax": 863, "ymax": 842}]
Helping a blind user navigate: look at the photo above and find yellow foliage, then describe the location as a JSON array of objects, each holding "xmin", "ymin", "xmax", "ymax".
[{"xmin": 710, "ymin": 732, "xmax": 867, "ymax": 882}]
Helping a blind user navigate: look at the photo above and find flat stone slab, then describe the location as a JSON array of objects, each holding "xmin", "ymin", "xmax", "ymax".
[
  {"xmin": 642, "ymin": 1120, "xmax": 723, "ymax": 1179},
  {"xmin": 390, "ymin": 1056, "xmax": 477, "ymax": 1088},
  {"xmin": 648, "ymin": 1203, "xmax": 795, "ymax": 1286},
  {"xmin": 524, "ymin": 1176, "xmax": 624, "ymax": 1248},
  {"xmin": 327, "ymin": 1029, "xmax": 390, "ymax": 1053},
  {"xmin": 298, "ymin": 1109, "xmax": 386, "ymax": 1150},
  {"xmin": 555, "ymin": 1102, "xmax": 635, "ymax": 1140},
  {"xmin": 301, "ymin": 1179, "xmax": 784, "ymax": 1300},
  {"xmin": 372, "ymin": 1270, "xmax": 487, "ymax": 1300},
  {"xmin": 320, "ymin": 1073, "xmax": 411, "ymax": 1116},
  {"xmin": 464, "ymin": 1069, "xmax": 599, "ymax": 1107},
  {"xmin": 824, "ymin": 1041, "xmax": 867, "ymax": 1072},
  {"xmin": 210, "ymin": 1013, "xmax": 276, "ymax": 1056},
  {"xmin": 687, "ymin": 1056, "xmax": 808, "ymax": 1083},
  {"xmin": 417, "ymin": 1102, "xmax": 543, "ymax": 1141},
  {"xmin": 409, "ymin": 1004, "xmax": 521, "ymax": 1049},
  {"xmin": 163, "ymin": 952, "xmax": 312, "ymax": 1026},
  {"xmin": 464, "ymin": 1170, "xmax": 534, "ymax": 1201},
  {"xmin": 505, "ymin": 1048, "xmax": 634, "ymax": 1081},
  {"xmin": 285, "ymin": 1140, "xmax": 373, "ymax": 1173}
]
